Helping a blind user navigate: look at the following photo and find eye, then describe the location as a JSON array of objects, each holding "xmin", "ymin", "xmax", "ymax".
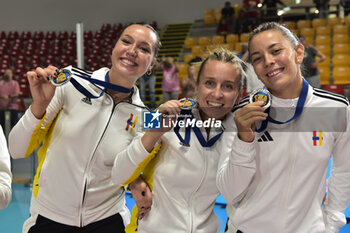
[
  {"xmin": 139, "ymin": 46, "xmax": 151, "ymax": 53},
  {"xmin": 221, "ymin": 83, "xmax": 234, "ymax": 92},
  {"xmin": 121, "ymin": 38, "xmax": 131, "ymax": 44},
  {"xmin": 252, "ymin": 56, "xmax": 261, "ymax": 64},
  {"xmin": 273, "ymin": 49, "xmax": 282, "ymax": 55},
  {"xmin": 204, "ymin": 80, "xmax": 216, "ymax": 89}
]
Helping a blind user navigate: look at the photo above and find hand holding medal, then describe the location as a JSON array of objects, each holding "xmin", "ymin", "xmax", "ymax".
[
  {"xmin": 156, "ymin": 99, "xmax": 182, "ymax": 132},
  {"xmin": 249, "ymin": 88, "xmax": 272, "ymax": 109},
  {"xmin": 233, "ymin": 89, "xmax": 270, "ymax": 142},
  {"xmin": 26, "ymin": 65, "xmax": 60, "ymax": 119},
  {"xmin": 48, "ymin": 69, "xmax": 72, "ymax": 86}
]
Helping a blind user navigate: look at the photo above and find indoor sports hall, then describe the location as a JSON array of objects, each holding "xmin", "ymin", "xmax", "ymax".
[{"xmin": 0, "ymin": 0, "xmax": 349, "ymax": 232}]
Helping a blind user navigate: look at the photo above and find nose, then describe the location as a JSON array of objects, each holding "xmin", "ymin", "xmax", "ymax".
[
  {"xmin": 212, "ymin": 86, "xmax": 224, "ymax": 99},
  {"xmin": 264, "ymin": 54, "xmax": 275, "ymax": 67},
  {"xmin": 127, "ymin": 44, "xmax": 137, "ymax": 57}
]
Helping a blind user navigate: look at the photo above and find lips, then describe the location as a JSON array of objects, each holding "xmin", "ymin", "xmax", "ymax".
[
  {"xmin": 207, "ymin": 101, "xmax": 224, "ymax": 107},
  {"xmin": 120, "ymin": 58, "xmax": 137, "ymax": 66},
  {"xmin": 266, "ymin": 68, "xmax": 283, "ymax": 78}
]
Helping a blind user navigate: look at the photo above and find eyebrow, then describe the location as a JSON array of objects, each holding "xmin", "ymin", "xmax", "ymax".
[
  {"xmin": 203, "ymin": 77, "xmax": 236, "ymax": 84},
  {"xmin": 250, "ymin": 43, "xmax": 279, "ymax": 57},
  {"xmin": 123, "ymin": 34, "xmax": 152, "ymax": 48}
]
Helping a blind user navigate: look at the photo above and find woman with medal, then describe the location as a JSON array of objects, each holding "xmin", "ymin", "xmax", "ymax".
[
  {"xmin": 219, "ymin": 22, "xmax": 350, "ymax": 233},
  {"xmin": 8, "ymin": 24, "xmax": 160, "ymax": 233},
  {"xmin": 112, "ymin": 48, "xmax": 257, "ymax": 233}
]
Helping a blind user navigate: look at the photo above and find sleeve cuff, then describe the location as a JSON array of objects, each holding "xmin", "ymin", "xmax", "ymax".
[
  {"xmin": 128, "ymin": 137, "xmax": 151, "ymax": 165},
  {"xmin": 323, "ymin": 208, "xmax": 347, "ymax": 233}
]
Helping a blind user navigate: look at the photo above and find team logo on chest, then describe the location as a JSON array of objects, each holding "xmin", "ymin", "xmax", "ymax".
[
  {"xmin": 126, "ymin": 113, "xmax": 138, "ymax": 134},
  {"xmin": 257, "ymin": 131, "xmax": 273, "ymax": 142},
  {"xmin": 81, "ymin": 97, "xmax": 92, "ymax": 105},
  {"xmin": 312, "ymin": 131, "xmax": 323, "ymax": 146}
]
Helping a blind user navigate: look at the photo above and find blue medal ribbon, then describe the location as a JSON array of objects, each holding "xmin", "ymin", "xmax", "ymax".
[
  {"xmin": 192, "ymin": 125, "xmax": 224, "ymax": 147},
  {"xmin": 256, "ymin": 78, "xmax": 309, "ymax": 133},
  {"xmin": 173, "ymin": 108, "xmax": 224, "ymax": 147},
  {"xmin": 68, "ymin": 71, "xmax": 134, "ymax": 99},
  {"xmin": 173, "ymin": 109, "xmax": 192, "ymax": 147}
]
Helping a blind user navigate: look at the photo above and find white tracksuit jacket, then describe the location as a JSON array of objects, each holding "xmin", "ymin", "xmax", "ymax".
[
  {"xmin": 8, "ymin": 66, "xmax": 150, "ymax": 232},
  {"xmin": 0, "ymin": 125, "xmax": 12, "ymax": 209},
  {"xmin": 218, "ymin": 85, "xmax": 350, "ymax": 233},
  {"xmin": 112, "ymin": 107, "xmax": 256, "ymax": 233}
]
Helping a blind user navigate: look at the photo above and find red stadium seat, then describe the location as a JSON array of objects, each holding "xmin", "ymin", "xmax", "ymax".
[
  {"xmin": 18, "ymin": 73, "xmax": 28, "ymax": 84},
  {"xmin": 19, "ymin": 83, "xmax": 31, "ymax": 98},
  {"xmin": 322, "ymin": 84, "xmax": 345, "ymax": 95},
  {"xmin": 58, "ymin": 31, "xmax": 68, "ymax": 40},
  {"xmin": 20, "ymin": 31, "xmax": 32, "ymax": 40},
  {"xmin": 113, "ymin": 23, "xmax": 123, "ymax": 33},
  {"xmin": 8, "ymin": 31, "xmax": 19, "ymax": 40},
  {"xmin": 0, "ymin": 31, "xmax": 6, "ymax": 39},
  {"xmin": 84, "ymin": 30, "xmax": 93, "ymax": 40},
  {"xmin": 33, "ymin": 31, "xmax": 44, "ymax": 41},
  {"xmin": 69, "ymin": 31, "xmax": 76, "ymax": 40},
  {"xmin": 17, "ymin": 98, "xmax": 26, "ymax": 112},
  {"xmin": 101, "ymin": 23, "xmax": 112, "ymax": 32},
  {"xmin": 45, "ymin": 31, "xmax": 56, "ymax": 40}
]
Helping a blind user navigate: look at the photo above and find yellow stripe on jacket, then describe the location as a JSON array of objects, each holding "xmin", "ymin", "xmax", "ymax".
[
  {"xmin": 124, "ymin": 143, "xmax": 162, "ymax": 233},
  {"xmin": 24, "ymin": 110, "xmax": 62, "ymax": 197}
]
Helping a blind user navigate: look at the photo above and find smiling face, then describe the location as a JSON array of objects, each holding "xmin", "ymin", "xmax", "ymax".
[
  {"xmin": 195, "ymin": 60, "xmax": 241, "ymax": 121},
  {"xmin": 249, "ymin": 30, "xmax": 304, "ymax": 98},
  {"xmin": 110, "ymin": 24, "xmax": 157, "ymax": 85}
]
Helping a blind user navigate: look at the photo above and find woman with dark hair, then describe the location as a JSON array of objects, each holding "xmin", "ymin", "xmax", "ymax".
[{"xmin": 219, "ymin": 22, "xmax": 350, "ymax": 233}]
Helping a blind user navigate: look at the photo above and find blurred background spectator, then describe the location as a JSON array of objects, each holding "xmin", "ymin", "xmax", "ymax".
[
  {"xmin": 300, "ymin": 36, "xmax": 326, "ymax": 88},
  {"xmin": 0, "ymin": 69, "xmax": 20, "ymax": 130},
  {"xmin": 221, "ymin": 1, "xmax": 236, "ymax": 34},
  {"xmin": 261, "ymin": 0, "xmax": 286, "ymax": 19},
  {"xmin": 160, "ymin": 55, "xmax": 180, "ymax": 102},
  {"xmin": 180, "ymin": 56, "xmax": 202, "ymax": 99},
  {"xmin": 216, "ymin": 17, "xmax": 232, "ymax": 39},
  {"xmin": 313, "ymin": 0, "xmax": 330, "ymax": 18},
  {"xmin": 139, "ymin": 67, "xmax": 157, "ymax": 109}
]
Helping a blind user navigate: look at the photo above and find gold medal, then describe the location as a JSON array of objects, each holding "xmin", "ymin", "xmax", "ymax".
[
  {"xmin": 50, "ymin": 69, "xmax": 71, "ymax": 86},
  {"xmin": 249, "ymin": 88, "xmax": 272, "ymax": 109},
  {"xmin": 179, "ymin": 98, "xmax": 195, "ymax": 110}
]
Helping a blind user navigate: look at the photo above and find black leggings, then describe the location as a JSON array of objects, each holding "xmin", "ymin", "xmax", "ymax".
[{"xmin": 28, "ymin": 213, "xmax": 125, "ymax": 233}]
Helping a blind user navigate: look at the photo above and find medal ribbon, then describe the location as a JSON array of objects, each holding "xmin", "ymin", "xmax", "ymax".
[
  {"xmin": 173, "ymin": 108, "xmax": 224, "ymax": 147},
  {"xmin": 173, "ymin": 109, "xmax": 192, "ymax": 147},
  {"xmin": 69, "ymin": 71, "xmax": 134, "ymax": 99},
  {"xmin": 256, "ymin": 79, "xmax": 309, "ymax": 132}
]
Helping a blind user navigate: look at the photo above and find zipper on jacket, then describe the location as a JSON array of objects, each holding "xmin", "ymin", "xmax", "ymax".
[
  {"xmin": 279, "ymin": 123, "xmax": 297, "ymax": 231},
  {"xmin": 77, "ymin": 93, "xmax": 146, "ymax": 227},
  {"xmin": 79, "ymin": 182, "xmax": 87, "ymax": 226},
  {"xmin": 189, "ymin": 147, "xmax": 208, "ymax": 233},
  {"xmin": 78, "ymin": 101, "xmax": 117, "ymax": 227}
]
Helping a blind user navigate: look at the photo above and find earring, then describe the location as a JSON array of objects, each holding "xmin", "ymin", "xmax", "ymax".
[{"xmin": 146, "ymin": 70, "xmax": 152, "ymax": 76}]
